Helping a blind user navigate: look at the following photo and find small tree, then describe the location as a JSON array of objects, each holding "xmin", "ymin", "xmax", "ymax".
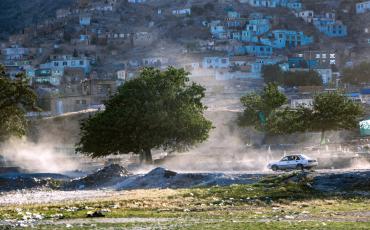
[
  {"xmin": 0, "ymin": 66, "xmax": 37, "ymax": 142},
  {"xmin": 268, "ymin": 91, "xmax": 364, "ymax": 144},
  {"xmin": 76, "ymin": 67, "xmax": 212, "ymax": 163},
  {"xmin": 307, "ymin": 92, "xmax": 364, "ymax": 144}
]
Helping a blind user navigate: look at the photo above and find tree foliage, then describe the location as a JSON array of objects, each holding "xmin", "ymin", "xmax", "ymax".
[
  {"xmin": 76, "ymin": 67, "xmax": 213, "ymax": 163},
  {"xmin": 239, "ymin": 84, "xmax": 363, "ymax": 144},
  {"xmin": 305, "ymin": 92, "xmax": 364, "ymax": 142},
  {"xmin": 0, "ymin": 66, "xmax": 37, "ymax": 141},
  {"xmin": 268, "ymin": 91, "xmax": 364, "ymax": 143},
  {"xmin": 238, "ymin": 83, "xmax": 287, "ymax": 132},
  {"xmin": 342, "ymin": 62, "xmax": 370, "ymax": 85},
  {"xmin": 262, "ymin": 65, "xmax": 323, "ymax": 87}
]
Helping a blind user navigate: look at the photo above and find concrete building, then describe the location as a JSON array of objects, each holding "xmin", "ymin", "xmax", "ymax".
[
  {"xmin": 356, "ymin": 1, "xmax": 370, "ymax": 14},
  {"xmin": 202, "ymin": 57, "xmax": 230, "ymax": 68}
]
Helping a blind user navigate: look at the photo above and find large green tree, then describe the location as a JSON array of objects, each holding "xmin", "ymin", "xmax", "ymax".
[
  {"xmin": 238, "ymin": 83, "xmax": 287, "ymax": 132},
  {"xmin": 0, "ymin": 66, "xmax": 37, "ymax": 141},
  {"xmin": 76, "ymin": 67, "xmax": 213, "ymax": 163}
]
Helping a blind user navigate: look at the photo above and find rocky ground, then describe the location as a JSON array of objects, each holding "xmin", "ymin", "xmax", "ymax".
[{"xmin": 1, "ymin": 165, "xmax": 370, "ymax": 229}]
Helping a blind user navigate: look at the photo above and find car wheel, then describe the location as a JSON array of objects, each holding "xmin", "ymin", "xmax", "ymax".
[
  {"xmin": 296, "ymin": 164, "xmax": 304, "ymax": 171},
  {"xmin": 271, "ymin": 165, "xmax": 279, "ymax": 171}
]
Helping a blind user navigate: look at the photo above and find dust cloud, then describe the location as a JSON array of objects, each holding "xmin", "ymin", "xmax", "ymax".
[{"xmin": 0, "ymin": 137, "xmax": 79, "ymax": 173}]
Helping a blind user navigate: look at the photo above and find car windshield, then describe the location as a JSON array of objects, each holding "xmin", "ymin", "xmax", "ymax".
[{"xmin": 300, "ymin": 154, "xmax": 310, "ymax": 160}]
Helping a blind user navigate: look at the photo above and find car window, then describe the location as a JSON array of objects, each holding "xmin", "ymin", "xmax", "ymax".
[
  {"xmin": 281, "ymin": 157, "xmax": 289, "ymax": 161},
  {"xmin": 287, "ymin": 156, "xmax": 294, "ymax": 161},
  {"xmin": 296, "ymin": 156, "xmax": 301, "ymax": 160}
]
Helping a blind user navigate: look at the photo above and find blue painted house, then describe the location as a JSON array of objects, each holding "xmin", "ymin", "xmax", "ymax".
[
  {"xmin": 210, "ymin": 25, "xmax": 228, "ymax": 39},
  {"xmin": 232, "ymin": 45, "xmax": 273, "ymax": 57},
  {"xmin": 225, "ymin": 10, "xmax": 245, "ymax": 29},
  {"xmin": 240, "ymin": 17, "xmax": 270, "ymax": 42},
  {"xmin": 261, "ymin": 30, "xmax": 313, "ymax": 49},
  {"xmin": 313, "ymin": 18, "xmax": 347, "ymax": 37},
  {"xmin": 244, "ymin": 0, "xmax": 302, "ymax": 10},
  {"xmin": 286, "ymin": 1, "xmax": 302, "ymax": 11}
]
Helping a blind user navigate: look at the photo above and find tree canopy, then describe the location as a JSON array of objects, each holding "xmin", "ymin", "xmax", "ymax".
[
  {"xmin": 262, "ymin": 65, "xmax": 323, "ymax": 87},
  {"xmin": 342, "ymin": 62, "xmax": 370, "ymax": 85},
  {"xmin": 302, "ymin": 92, "xmax": 364, "ymax": 143},
  {"xmin": 238, "ymin": 84, "xmax": 363, "ymax": 144},
  {"xmin": 238, "ymin": 83, "xmax": 287, "ymax": 132},
  {"xmin": 76, "ymin": 67, "xmax": 213, "ymax": 163},
  {"xmin": 0, "ymin": 66, "xmax": 37, "ymax": 142}
]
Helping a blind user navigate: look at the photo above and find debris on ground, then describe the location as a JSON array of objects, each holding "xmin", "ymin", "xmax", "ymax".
[
  {"xmin": 64, "ymin": 164, "xmax": 131, "ymax": 190},
  {"xmin": 313, "ymin": 171, "xmax": 370, "ymax": 193},
  {"xmin": 86, "ymin": 210, "xmax": 105, "ymax": 218},
  {"xmin": 115, "ymin": 167, "xmax": 262, "ymax": 190}
]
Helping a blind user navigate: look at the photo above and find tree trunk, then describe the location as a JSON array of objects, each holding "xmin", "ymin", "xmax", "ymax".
[
  {"xmin": 320, "ymin": 130, "xmax": 326, "ymax": 145},
  {"xmin": 140, "ymin": 149, "xmax": 153, "ymax": 164}
]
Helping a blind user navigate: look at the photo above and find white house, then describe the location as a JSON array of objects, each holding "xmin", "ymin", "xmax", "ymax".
[
  {"xmin": 40, "ymin": 55, "xmax": 91, "ymax": 74},
  {"xmin": 172, "ymin": 8, "xmax": 191, "ymax": 16},
  {"xmin": 297, "ymin": 10, "xmax": 315, "ymax": 23},
  {"xmin": 202, "ymin": 57, "xmax": 230, "ymax": 69},
  {"xmin": 315, "ymin": 68, "xmax": 332, "ymax": 85},
  {"xmin": 142, "ymin": 57, "xmax": 169, "ymax": 66},
  {"xmin": 290, "ymin": 98, "xmax": 314, "ymax": 109},
  {"xmin": 128, "ymin": 0, "xmax": 146, "ymax": 3},
  {"xmin": 356, "ymin": 1, "xmax": 370, "ymax": 14},
  {"xmin": 2, "ymin": 45, "xmax": 29, "ymax": 60}
]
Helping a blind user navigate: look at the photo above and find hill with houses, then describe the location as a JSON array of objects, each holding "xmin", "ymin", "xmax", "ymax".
[{"xmin": 1, "ymin": 0, "xmax": 370, "ymax": 116}]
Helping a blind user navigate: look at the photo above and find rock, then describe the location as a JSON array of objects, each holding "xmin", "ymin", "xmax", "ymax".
[
  {"xmin": 148, "ymin": 167, "xmax": 177, "ymax": 178},
  {"xmin": 86, "ymin": 210, "xmax": 105, "ymax": 218},
  {"xmin": 65, "ymin": 164, "xmax": 130, "ymax": 189}
]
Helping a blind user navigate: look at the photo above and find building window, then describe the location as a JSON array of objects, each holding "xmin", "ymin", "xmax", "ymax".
[
  {"xmin": 79, "ymin": 60, "xmax": 84, "ymax": 65},
  {"xmin": 63, "ymin": 61, "xmax": 67, "ymax": 66}
]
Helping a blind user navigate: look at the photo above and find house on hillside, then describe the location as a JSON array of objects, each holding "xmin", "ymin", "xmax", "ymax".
[
  {"xmin": 128, "ymin": 0, "xmax": 146, "ymax": 3},
  {"xmin": 260, "ymin": 30, "xmax": 313, "ymax": 49},
  {"xmin": 232, "ymin": 45, "xmax": 273, "ymax": 57},
  {"xmin": 313, "ymin": 18, "xmax": 347, "ymax": 37},
  {"xmin": 225, "ymin": 11, "xmax": 246, "ymax": 29},
  {"xmin": 210, "ymin": 24, "xmax": 228, "ymax": 39},
  {"xmin": 297, "ymin": 10, "xmax": 314, "ymax": 23},
  {"xmin": 2, "ymin": 45, "xmax": 29, "ymax": 60},
  {"xmin": 356, "ymin": 1, "xmax": 370, "ymax": 14},
  {"xmin": 172, "ymin": 8, "xmax": 191, "ymax": 16},
  {"xmin": 40, "ymin": 55, "xmax": 91, "ymax": 75},
  {"xmin": 239, "ymin": 16, "xmax": 270, "ymax": 42},
  {"xmin": 242, "ymin": 0, "xmax": 279, "ymax": 8},
  {"xmin": 33, "ymin": 68, "xmax": 62, "ymax": 86},
  {"xmin": 202, "ymin": 57, "xmax": 230, "ymax": 68},
  {"xmin": 79, "ymin": 15, "xmax": 91, "ymax": 26}
]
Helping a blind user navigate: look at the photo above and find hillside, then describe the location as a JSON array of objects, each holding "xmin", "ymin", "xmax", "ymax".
[{"xmin": 0, "ymin": 0, "xmax": 75, "ymax": 39}]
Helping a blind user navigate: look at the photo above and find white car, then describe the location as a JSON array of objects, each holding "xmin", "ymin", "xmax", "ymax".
[{"xmin": 267, "ymin": 154, "xmax": 318, "ymax": 171}]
